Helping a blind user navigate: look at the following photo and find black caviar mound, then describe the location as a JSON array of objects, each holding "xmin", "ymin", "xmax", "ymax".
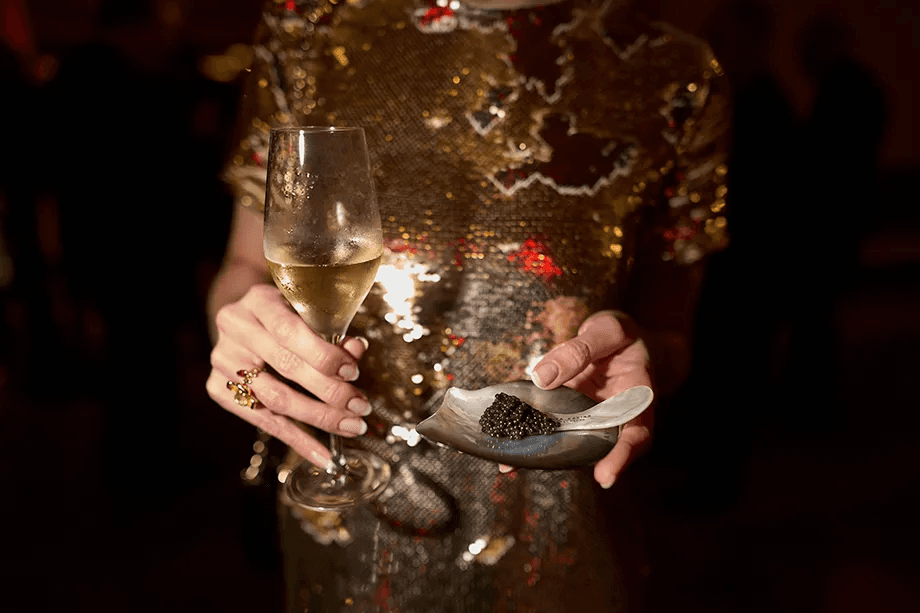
[{"xmin": 479, "ymin": 392, "xmax": 561, "ymax": 439}]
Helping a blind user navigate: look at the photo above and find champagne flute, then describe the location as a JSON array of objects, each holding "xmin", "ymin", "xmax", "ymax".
[{"xmin": 263, "ymin": 126, "xmax": 390, "ymax": 510}]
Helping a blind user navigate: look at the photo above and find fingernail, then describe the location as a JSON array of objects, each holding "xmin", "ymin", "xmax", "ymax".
[
  {"xmin": 600, "ymin": 475, "xmax": 616, "ymax": 490},
  {"xmin": 531, "ymin": 363, "xmax": 558, "ymax": 389},
  {"xmin": 339, "ymin": 418, "xmax": 367, "ymax": 436},
  {"xmin": 357, "ymin": 336, "xmax": 369, "ymax": 351},
  {"xmin": 499, "ymin": 465, "xmax": 513, "ymax": 474},
  {"xmin": 339, "ymin": 364, "xmax": 359, "ymax": 381},
  {"xmin": 347, "ymin": 397, "xmax": 371, "ymax": 416}
]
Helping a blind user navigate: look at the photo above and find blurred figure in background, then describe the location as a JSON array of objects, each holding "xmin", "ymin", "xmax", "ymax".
[
  {"xmin": 790, "ymin": 12, "xmax": 888, "ymax": 432},
  {"xmin": 665, "ymin": 0, "xmax": 798, "ymax": 508}
]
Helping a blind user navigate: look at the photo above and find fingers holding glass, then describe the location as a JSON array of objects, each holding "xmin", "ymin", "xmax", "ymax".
[
  {"xmin": 214, "ymin": 286, "xmax": 368, "ymax": 412},
  {"xmin": 240, "ymin": 284, "xmax": 365, "ymax": 380},
  {"xmin": 205, "ymin": 369, "xmax": 333, "ymax": 468},
  {"xmin": 209, "ymin": 345, "xmax": 368, "ymax": 438}
]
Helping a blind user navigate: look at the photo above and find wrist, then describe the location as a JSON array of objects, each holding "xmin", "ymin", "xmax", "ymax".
[{"xmin": 581, "ymin": 310, "xmax": 688, "ymax": 396}]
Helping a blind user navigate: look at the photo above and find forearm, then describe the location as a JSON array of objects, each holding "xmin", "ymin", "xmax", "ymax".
[{"xmin": 207, "ymin": 203, "xmax": 271, "ymax": 342}]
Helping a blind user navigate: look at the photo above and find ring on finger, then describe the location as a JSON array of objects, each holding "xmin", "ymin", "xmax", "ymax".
[{"xmin": 227, "ymin": 367, "xmax": 264, "ymax": 409}]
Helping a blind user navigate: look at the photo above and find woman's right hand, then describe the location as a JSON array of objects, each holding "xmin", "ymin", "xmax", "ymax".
[{"xmin": 206, "ymin": 283, "xmax": 372, "ymax": 470}]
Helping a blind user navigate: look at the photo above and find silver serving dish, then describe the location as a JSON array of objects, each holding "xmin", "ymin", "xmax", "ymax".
[{"xmin": 416, "ymin": 380, "xmax": 653, "ymax": 469}]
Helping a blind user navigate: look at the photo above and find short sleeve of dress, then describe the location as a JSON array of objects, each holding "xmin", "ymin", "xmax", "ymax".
[
  {"xmin": 222, "ymin": 2, "xmax": 332, "ymax": 213},
  {"xmin": 625, "ymin": 32, "xmax": 732, "ymax": 336},
  {"xmin": 656, "ymin": 40, "xmax": 731, "ymax": 265}
]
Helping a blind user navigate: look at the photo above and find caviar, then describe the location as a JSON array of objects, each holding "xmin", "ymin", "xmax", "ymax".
[{"xmin": 479, "ymin": 392, "xmax": 561, "ymax": 439}]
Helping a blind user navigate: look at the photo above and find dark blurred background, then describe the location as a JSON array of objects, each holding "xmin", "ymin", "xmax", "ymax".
[{"xmin": 1, "ymin": 0, "xmax": 917, "ymax": 611}]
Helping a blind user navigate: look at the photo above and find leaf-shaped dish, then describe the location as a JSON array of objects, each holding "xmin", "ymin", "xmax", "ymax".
[{"xmin": 416, "ymin": 380, "xmax": 652, "ymax": 469}]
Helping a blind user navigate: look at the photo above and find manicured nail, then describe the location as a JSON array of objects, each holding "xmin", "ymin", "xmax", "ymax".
[
  {"xmin": 339, "ymin": 418, "xmax": 367, "ymax": 436},
  {"xmin": 499, "ymin": 465, "xmax": 513, "ymax": 474},
  {"xmin": 531, "ymin": 363, "xmax": 558, "ymax": 389},
  {"xmin": 357, "ymin": 336, "xmax": 369, "ymax": 351},
  {"xmin": 347, "ymin": 397, "xmax": 371, "ymax": 416},
  {"xmin": 339, "ymin": 364, "xmax": 359, "ymax": 381},
  {"xmin": 600, "ymin": 475, "xmax": 616, "ymax": 490}
]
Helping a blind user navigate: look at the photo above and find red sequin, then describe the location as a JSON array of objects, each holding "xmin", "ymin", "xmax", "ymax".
[
  {"xmin": 384, "ymin": 236, "xmax": 425, "ymax": 257},
  {"xmin": 420, "ymin": 6, "xmax": 454, "ymax": 26},
  {"xmin": 663, "ymin": 225, "xmax": 698, "ymax": 243},
  {"xmin": 507, "ymin": 237, "xmax": 563, "ymax": 282}
]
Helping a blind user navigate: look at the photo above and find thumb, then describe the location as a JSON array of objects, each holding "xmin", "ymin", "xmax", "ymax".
[{"xmin": 530, "ymin": 311, "xmax": 631, "ymax": 390}]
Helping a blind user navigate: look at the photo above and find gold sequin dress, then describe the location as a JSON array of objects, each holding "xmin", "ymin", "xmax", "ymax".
[{"xmin": 224, "ymin": 1, "xmax": 730, "ymax": 611}]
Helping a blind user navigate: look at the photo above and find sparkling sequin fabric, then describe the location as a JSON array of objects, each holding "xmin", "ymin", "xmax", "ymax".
[{"xmin": 225, "ymin": 0, "xmax": 729, "ymax": 610}]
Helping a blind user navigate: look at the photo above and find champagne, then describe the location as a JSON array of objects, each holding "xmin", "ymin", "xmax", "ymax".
[
  {"xmin": 267, "ymin": 252, "xmax": 382, "ymax": 340},
  {"xmin": 262, "ymin": 127, "xmax": 391, "ymax": 510}
]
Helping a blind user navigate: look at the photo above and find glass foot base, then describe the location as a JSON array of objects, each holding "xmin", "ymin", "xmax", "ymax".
[{"xmin": 283, "ymin": 450, "xmax": 391, "ymax": 511}]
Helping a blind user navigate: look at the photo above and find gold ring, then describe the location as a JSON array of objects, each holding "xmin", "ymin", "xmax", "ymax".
[{"xmin": 227, "ymin": 367, "xmax": 263, "ymax": 409}]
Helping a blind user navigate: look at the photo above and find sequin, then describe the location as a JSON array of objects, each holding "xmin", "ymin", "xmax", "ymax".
[{"xmin": 224, "ymin": 1, "xmax": 730, "ymax": 610}]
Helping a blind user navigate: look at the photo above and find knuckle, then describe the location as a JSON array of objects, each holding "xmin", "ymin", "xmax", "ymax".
[
  {"xmin": 313, "ymin": 351, "xmax": 338, "ymax": 375},
  {"xmin": 209, "ymin": 346, "xmax": 224, "ymax": 370},
  {"xmin": 257, "ymin": 383, "xmax": 287, "ymax": 413},
  {"xmin": 321, "ymin": 379, "xmax": 350, "ymax": 407},
  {"xmin": 311, "ymin": 348, "xmax": 335, "ymax": 375},
  {"xmin": 272, "ymin": 347, "xmax": 303, "ymax": 377},
  {"xmin": 569, "ymin": 338, "xmax": 592, "ymax": 363},
  {"xmin": 559, "ymin": 338, "xmax": 591, "ymax": 369},
  {"xmin": 244, "ymin": 284, "xmax": 267, "ymax": 302},
  {"xmin": 242, "ymin": 284, "xmax": 275, "ymax": 310},
  {"xmin": 271, "ymin": 313, "xmax": 299, "ymax": 344},
  {"xmin": 205, "ymin": 375, "xmax": 224, "ymax": 401},
  {"xmin": 213, "ymin": 305, "xmax": 236, "ymax": 334},
  {"xmin": 634, "ymin": 424, "xmax": 653, "ymax": 444},
  {"xmin": 318, "ymin": 408, "xmax": 343, "ymax": 433}
]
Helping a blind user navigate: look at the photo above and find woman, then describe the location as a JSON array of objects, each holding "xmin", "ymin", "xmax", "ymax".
[{"xmin": 207, "ymin": 0, "xmax": 730, "ymax": 610}]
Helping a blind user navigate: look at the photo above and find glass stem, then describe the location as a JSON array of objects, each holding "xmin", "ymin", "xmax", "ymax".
[
  {"xmin": 328, "ymin": 434, "xmax": 348, "ymax": 475},
  {"xmin": 325, "ymin": 331, "xmax": 349, "ymax": 476}
]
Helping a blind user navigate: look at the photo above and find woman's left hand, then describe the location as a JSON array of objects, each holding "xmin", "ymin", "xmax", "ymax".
[{"xmin": 502, "ymin": 310, "xmax": 654, "ymax": 488}]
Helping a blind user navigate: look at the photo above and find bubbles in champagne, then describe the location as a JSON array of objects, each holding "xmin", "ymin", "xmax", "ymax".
[{"xmin": 266, "ymin": 253, "xmax": 383, "ymax": 339}]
